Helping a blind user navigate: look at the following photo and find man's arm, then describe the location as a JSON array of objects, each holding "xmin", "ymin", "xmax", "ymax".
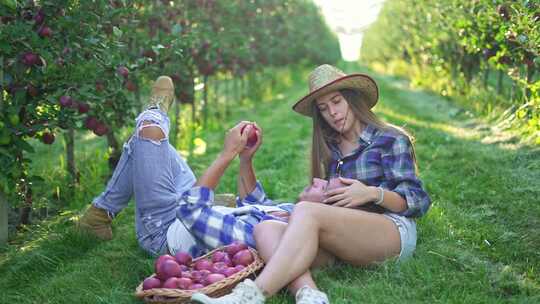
[{"xmin": 196, "ymin": 122, "xmax": 251, "ymax": 189}]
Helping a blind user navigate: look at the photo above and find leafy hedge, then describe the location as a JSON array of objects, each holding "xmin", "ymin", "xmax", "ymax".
[{"xmin": 362, "ymin": 0, "xmax": 539, "ymax": 142}]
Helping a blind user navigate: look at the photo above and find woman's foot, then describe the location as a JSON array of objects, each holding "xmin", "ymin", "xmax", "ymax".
[
  {"xmin": 147, "ymin": 76, "xmax": 175, "ymax": 113},
  {"xmin": 295, "ymin": 285, "xmax": 329, "ymax": 304},
  {"xmin": 191, "ymin": 279, "xmax": 265, "ymax": 304}
]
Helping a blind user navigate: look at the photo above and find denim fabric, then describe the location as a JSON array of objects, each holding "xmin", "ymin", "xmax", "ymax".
[
  {"xmin": 382, "ymin": 212, "xmax": 417, "ymax": 261},
  {"xmin": 93, "ymin": 109, "xmax": 196, "ymax": 255}
]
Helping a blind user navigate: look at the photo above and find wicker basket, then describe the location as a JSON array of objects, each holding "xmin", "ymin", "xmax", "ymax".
[{"xmin": 135, "ymin": 247, "xmax": 264, "ymax": 304}]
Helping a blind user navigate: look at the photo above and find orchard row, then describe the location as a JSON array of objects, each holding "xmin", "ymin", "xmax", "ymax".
[
  {"xmin": 363, "ymin": 0, "xmax": 539, "ymax": 139},
  {"xmin": 0, "ymin": 0, "xmax": 340, "ymax": 228}
]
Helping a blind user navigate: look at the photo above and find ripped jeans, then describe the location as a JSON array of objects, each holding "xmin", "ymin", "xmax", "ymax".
[{"xmin": 92, "ymin": 109, "xmax": 196, "ymax": 255}]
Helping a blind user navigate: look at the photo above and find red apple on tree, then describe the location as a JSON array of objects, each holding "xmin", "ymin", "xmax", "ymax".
[
  {"xmin": 38, "ymin": 26, "xmax": 52, "ymax": 38},
  {"xmin": 116, "ymin": 66, "xmax": 129, "ymax": 78},
  {"xmin": 59, "ymin": 95, "xmax": 73, "ymax": 108},
  {"xmin": 42, "ymin": 132, "xmax": 55, "ymax": 145}
]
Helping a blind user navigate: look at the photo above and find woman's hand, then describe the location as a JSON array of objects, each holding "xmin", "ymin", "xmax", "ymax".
[
  {"xmin": 323, "ymin": 177, "xmax": 377, "ymax": 208},
  {"xmin": 222, "ymin": 122, "xmax": 251, "ymax": 159},
  {"xmin": 239, "ymin": 122, "xmax": 262, "ymax": 162}
]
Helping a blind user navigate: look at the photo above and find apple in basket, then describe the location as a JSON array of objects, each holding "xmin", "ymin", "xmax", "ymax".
[
  {"xmin": 142, "ymin": 277, "xmax": 162, "ymax": 290},
  {"xmin": 225, "ymin": 241, "xmax": 248, "ymax": 256},
  {"xmin": 232, "ymin": 249, "xmax": 254, "ymax": 266}
]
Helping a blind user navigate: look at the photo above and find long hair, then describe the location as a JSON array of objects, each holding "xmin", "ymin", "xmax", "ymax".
[{"xmin": 310, "ymin": 88, "xmax": 418, "ymax": 180}]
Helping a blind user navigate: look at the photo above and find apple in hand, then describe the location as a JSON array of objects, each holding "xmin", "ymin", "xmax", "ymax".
[{"xmin": 240, "ymin": 123, "xmax": 258, "ymax": 148}]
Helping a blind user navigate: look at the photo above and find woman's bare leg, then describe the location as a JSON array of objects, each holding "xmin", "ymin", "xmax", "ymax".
[
  {"xmin": 254, "ymin": 202, "xmax": 401, "ymax": 296},
  {"xmin": 254, "ymin": 219, "xmax": 335, "ymax": 295}
]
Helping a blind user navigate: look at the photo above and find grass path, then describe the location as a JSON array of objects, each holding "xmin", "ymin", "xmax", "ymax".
[{"xmin": 0, "ymin": 63, "xmax": 538, "ymax": 304}]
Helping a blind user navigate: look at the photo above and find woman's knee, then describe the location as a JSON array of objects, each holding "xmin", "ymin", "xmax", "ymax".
[{"xmin": 290, "ymin": 201, "xmax": 321, "ymax": 220}]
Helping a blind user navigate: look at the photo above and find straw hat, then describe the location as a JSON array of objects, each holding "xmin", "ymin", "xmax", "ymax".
[{"xmin": 292, "ymin": 64, "xmax": 379, "ymax": 117}]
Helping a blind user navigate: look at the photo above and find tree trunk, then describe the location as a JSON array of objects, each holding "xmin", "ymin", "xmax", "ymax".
[
  {"xmin": 17, "ymin": 152, "xmax": 32, "ymax": 226},
  {"xmin": 483, "ymin": 66, "xmax": 489, "ymax": 89},
  {"xmin": 203, "ymin": 75, "xmax": 209, "ymax": 127},
  {"xmin": 525, "ymin": 65, "xmax": 535, "ymax": 99},
  {"xmin": 171, "ymin": 100, "xmax": 180, "ymax": 147},
  {"xmin": 106, "ymin": 131, "xmax": 121, "ymax": 170},
  {"xmin": 65, "ymin": 127, "xmax": 79, "ymax": 184},
  {"xmin": 18, "ymin": 180, "xmax": 32, "ymax": 226},
  {"xmin": 0, "ymin": 190, "xmax": 8, "ymax": 247},
  {"xmin": 496, "ymin": 69, "xmax": 504, "ymax": 95}
]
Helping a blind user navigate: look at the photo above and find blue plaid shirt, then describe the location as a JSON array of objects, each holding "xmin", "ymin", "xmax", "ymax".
[
  {"xmin": 175, "ymin": 182, "xmax": 293, "ymax": 257},
  {"xmin": 327, "ymin": 123, "xmax": 431, "ymax": 218}
]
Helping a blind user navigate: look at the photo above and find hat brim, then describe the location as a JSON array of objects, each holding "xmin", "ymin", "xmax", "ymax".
[{"xmin": 292, "ymin": 74, "xmax": 379, "ymax": 117}]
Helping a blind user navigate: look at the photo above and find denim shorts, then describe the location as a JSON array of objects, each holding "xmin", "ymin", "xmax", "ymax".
[{"xmin": 382, "ymin": 212, "xmax": 417, "ymax": 262}]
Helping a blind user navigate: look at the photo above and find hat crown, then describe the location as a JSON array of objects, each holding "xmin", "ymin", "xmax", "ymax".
[{"xmin": 308, "ymin": 64, "xmax": 346, "ymax": 93}]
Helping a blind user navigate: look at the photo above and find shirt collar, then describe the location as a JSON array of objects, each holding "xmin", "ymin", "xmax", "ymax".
[{"xmin": 328, "ymin": 123, "xmax": 378, "ymax": 158}]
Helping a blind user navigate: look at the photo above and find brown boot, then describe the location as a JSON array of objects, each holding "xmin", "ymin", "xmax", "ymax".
[{"xmin": 77, "ymin": 205, "xmax": 113, "ymax": 240}]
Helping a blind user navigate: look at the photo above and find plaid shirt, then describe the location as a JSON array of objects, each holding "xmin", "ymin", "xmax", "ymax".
[
  {"xmin": 327, "ymin": 123, "xmax": 431, "ymax": 218},
  {"xmin": 175, "ymin": 182, "xmax": 294, "ymax": 257}
]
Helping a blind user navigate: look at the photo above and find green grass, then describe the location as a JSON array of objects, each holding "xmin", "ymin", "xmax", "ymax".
[{"xmin": 1, "ymin": 63, "xmax": 539, "ymax": 303}]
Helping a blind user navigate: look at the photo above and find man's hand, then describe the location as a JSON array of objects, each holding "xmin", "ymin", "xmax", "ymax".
[
  {"xmin": 222, "ymin": 121, "xmax": 251, "ymax": 160},
  {"xmin": 239, "ymin": 122, "xmax": 262, "ymax": 162}
]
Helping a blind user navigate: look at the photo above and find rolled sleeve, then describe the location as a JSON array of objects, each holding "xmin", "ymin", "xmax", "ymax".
[
  {"xmin": 237, "ymin": 181, "xmax": 276, "ymax": 207},
  {"xmin": 382, "ymin": 136, "xmax": 431, "ymax": 217},
  {"xmin": 176, "ymin": 186, "xmax": 255, "ymax": 249}
]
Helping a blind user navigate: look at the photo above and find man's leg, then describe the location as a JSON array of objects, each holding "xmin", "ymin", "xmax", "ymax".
[{"xmin": 79, "ymin": 76, "xmax": 177, "ymax": 242}]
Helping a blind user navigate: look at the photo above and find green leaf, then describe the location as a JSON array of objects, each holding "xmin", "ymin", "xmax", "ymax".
[
  {"xmin": 113, "ymin": 26, "xmax": 123, "ymax": 38},
  {"xmin": 0, "ymin": 0, "xmax": 17, "ymax": 10}
]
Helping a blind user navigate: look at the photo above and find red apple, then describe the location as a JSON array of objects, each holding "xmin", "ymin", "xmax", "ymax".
[
  {"xmin": 38, "ymin": 26, "xmax": 52, "ymax": 38},
  {"xmin": 240, "ymin": 124, "xmax": 258, "ymax": 148},
  {"xmin": 232, "ymin": 249, "xmax": 254, "ymax": 266},
  {"xmin": 59, "ymin": 95, "xmax": 73, "ymax": 108},
  {"xmin": 41, "ymin": 132, "xmax": 55, "ymax": 145},
  {"xmin": 211, "ymin": 262, "xmax": 228, "ymax": 274},
  {"xmin": 162, "ymin": 277, "xmax": 180, "ymax": 289},
  {"xmin": 84, "ymin": 116, "xmax": 99, "ymax": 130},
  {"xmin": 124, "ymin": 80, "xmax": 137, "ymax": 92},
  {"xmin": 77, "ymin": 102, "xmax": 90, "ymax": 114},
  {"xmin": 222, "ymin": 267, "xmax": 238, "ymax": 277},
  {"xmin": 193, "ymin": 259, "xmax": 213, "ymax": 271},
  {"xmin": 174, "ymin": 252, "xmax": 192, "ymax": 265},
  {"xmin": 21, "ymin": 52, "xmax": 39, "ymax": 66},
  {"xmin": 34, "ymin": 9, "xmax": 45, "ymax": 25},
  {"xmin": 116, "ymin": 66, "xmax": 129, "ymax": 78},
  {"xmin": 177, "ymin": 277, "xmax": 192, "ymax": 289},
  {"xmin": 225, "ymin": 242, "xmax": 248, "ymax": 257},
  {"xmin": 157, "ymin": 259, "xmax": 182, "ymax": 280},
  {"xmin": 205, "ymin": 273, "xmax": 226, "ymax": 285},
  {"xmin": 234, "ymin": 265, "xmax": 245, "ymax": 272},
  {"xmin": 93, "ymin": 123, "xmax": 109, "ymax": 136},
  {"xmin": 142, "ymin": 277, "xmax": 162, "ymax": 290},
  {"xmin": 211, "ymin": 251, "xmax": 227, "ymax": 263},
  {"xmin": 189, "ymin": 283, "xmax": 205, "ymax": 290}
]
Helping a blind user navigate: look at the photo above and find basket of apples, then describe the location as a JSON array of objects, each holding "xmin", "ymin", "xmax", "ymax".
[{"xmin": 135, "ymin": 242, "xmax": 264, "ymax": 303}]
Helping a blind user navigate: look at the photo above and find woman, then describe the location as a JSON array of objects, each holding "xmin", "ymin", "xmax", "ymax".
[{"xmin": 191, "ymin": 64, "xmax": 432, "ymax": 304}]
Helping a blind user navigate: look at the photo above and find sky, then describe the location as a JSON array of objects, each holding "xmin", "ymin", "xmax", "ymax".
[{"xmin": 312, "ymin": 0, "xmax": 386, "ymax": 61}]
